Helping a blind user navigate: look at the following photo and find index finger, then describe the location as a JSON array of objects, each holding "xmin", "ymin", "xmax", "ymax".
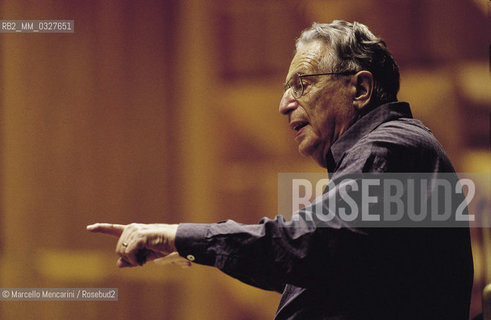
[{"xmin": 86, "ymin": 223, "xmax": 126, "ymax": 237}]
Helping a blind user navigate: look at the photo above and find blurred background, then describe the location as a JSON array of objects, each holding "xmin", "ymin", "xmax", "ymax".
[{"xmin": 0, "ymin": 0, "xmax": 489, "ymax": 319}]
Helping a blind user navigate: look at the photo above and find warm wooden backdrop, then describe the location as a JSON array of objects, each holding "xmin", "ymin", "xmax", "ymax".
[{"xmin": 0, "ymin": 1, "xmax": 489, "ymax": 319}]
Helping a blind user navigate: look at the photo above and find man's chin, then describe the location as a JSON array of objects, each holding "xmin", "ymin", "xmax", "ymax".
[
  {"xmin": 297, "ymin": 143, "xmax": 313, "ymax": 158},
  {"xmin": 298, "ymin": 144, "xmax": 327, "ymax": 168}
]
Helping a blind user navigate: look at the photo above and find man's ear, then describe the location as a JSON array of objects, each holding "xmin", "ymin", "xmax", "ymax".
[{"xmin": 352, "ymin": 71, "xmax": 373, "ymax": 111}]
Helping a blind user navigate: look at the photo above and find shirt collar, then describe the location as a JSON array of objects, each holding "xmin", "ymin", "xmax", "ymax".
[{"xmin": 326, "ymin": 101, "xmax": 413, "ymax": 174}]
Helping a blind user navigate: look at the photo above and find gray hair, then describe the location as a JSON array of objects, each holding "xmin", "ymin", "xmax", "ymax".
[{"xmin": 296, "ymin": 21, "xmax": 400, "ymax": 107}]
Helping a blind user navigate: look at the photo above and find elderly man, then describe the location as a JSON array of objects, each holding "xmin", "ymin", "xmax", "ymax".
[{"xmin": 88, "ymin": 21, "xmax": 473, "ymax": 319}]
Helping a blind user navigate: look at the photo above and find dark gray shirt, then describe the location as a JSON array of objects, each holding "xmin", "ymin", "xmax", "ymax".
[{"xmin": 175, "ymin": 102, "xmax": 473, "ymax": 320}]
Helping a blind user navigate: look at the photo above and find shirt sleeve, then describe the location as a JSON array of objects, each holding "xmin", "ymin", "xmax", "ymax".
[{"xmin": 175, "ymin": 210, "xmax": 369, "ymax": 293}]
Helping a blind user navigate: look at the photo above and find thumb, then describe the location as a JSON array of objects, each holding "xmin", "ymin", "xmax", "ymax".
[{"xmin": 153, "ymin": 252, "xmax": 192, "ymax": 268}]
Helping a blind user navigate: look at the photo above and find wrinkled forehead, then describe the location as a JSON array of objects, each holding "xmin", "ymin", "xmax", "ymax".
[{"xmin": 286, "ymin": 40, "xmax": 330, "ymax": 81}]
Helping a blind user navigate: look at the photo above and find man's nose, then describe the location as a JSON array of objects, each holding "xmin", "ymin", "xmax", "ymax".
[{"xmin": 279, "ymin": 90, "xmax": 298, "ymax": 115}]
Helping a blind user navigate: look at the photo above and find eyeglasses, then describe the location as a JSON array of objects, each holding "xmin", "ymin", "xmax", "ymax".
[{"xmin": 284, "ymin": 71, "xmax": 357, "ymax": 99}]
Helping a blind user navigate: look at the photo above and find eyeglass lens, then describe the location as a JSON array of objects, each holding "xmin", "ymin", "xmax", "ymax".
[{"xmin": 287, "ymin": 74, "xmax": 303, "ymax": 99}]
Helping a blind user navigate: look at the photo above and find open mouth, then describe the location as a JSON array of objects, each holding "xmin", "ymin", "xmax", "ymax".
[{"xmin": 293, "ymin": 121, "xmax": 309, "ymax": 131}]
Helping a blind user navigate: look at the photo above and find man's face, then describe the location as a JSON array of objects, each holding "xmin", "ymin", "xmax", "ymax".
[{"xmin": 279, "ymin": 41, "xmax": 358, "ymax": 168}]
